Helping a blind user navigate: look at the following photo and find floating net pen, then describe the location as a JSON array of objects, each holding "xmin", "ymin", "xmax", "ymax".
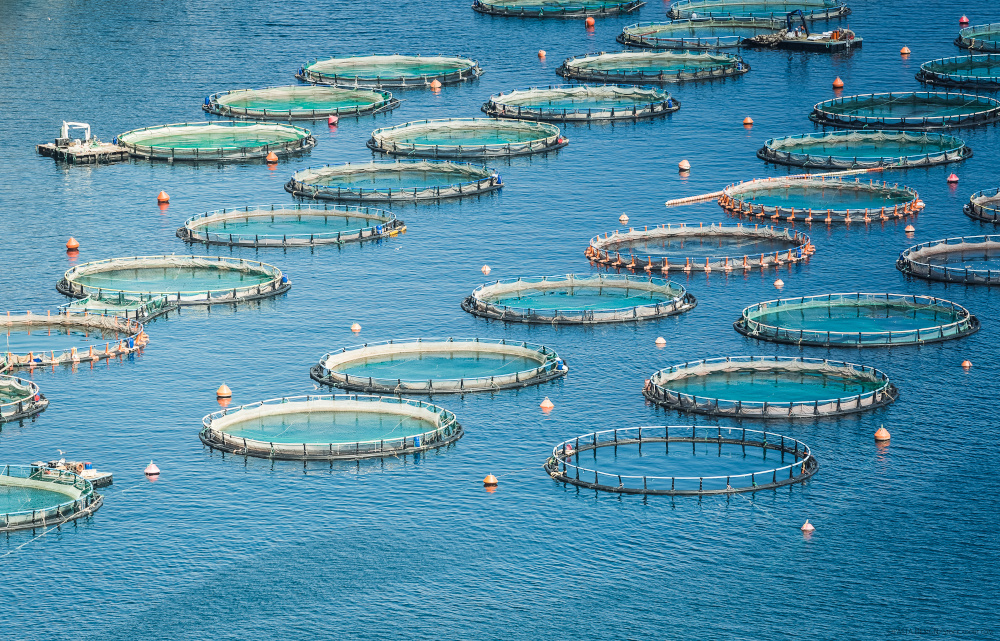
[
  {"xmin": 916, "ymin": 55, "xmax": 1000, "ymax": 90},
  {"xmin": 758, "ymin": 131, "xmax": 971, "ymax": 169},
  {"xmin": 285, "ymin": 160, "xmax": 502, "ymax": 202},
  {"xmin": 203, "ymin": 85, "xmax": 399, "ymax": 120},
  {"xmin": 472, "ymin": 0, "xmax": 644, "ymax": 17},
  {"xmin": 556, "ymin": 51, "xmax": 749, "ymax": 84},
  {"xmin": 482, "ymin": 84, "xmax": 679, "ymax": 122},
  {"xmin": 965, "ymin": 189, "xmax": 1000, "ymax": 223},
  {"xmin": 897, "ymin": 235, "xmax": 1000, "ymax": 285},
  {"xmin": 297, "ymin": 54, "xmax": 482, "ymax": 88},
  {"xmin": 955, "ymin": 24, "xmax": 1000, "ymax": 53},
  {"xmin": 1, "ymin": 311, "xmax": 146, "ymax": 370},
  {"xmin": 0, "ymin": 464, "xmax": 103, "ymax": 533},
  {"xmin": 618, "ymin": 17, "xmax": 782, "ymax": 50},
  {"xmin": 666, "ymin": 0, "xmax": 849, "ymax": 20},
  {"xmin": 58, "ymin": 293, "xmax": 173, "ymax": 322},
  {"xmin": 0, "ymin": 376, "xmax": 48, "ymax": 423},
  {"xmin": 368, "ymin": 118, "xmax": 566, "ymax": 158},
  {"xmin": 116, "ymin": 121, "xmax": 315, "ymax": 161},
  {"xmin": 809, "ymin": 92, "xmax": 1000, "ymax": 130}
]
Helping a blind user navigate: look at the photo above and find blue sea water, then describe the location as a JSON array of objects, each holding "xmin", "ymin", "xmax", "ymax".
[{"xmin": 2, "ymin": 0, "xmax": 999, "ymax": 639}]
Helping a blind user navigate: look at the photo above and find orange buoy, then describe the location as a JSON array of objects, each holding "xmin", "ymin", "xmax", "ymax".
[
  {"xmin": 678, "ymin": 159, "xmax": 691, "ymax": 171},
  {"xmin": 66, "ymin": 237, "xmax": 80, "ymax": 250},
  {"xmin": 481, "ymin": 264, "xmax": 491, "ymax": 275},
  {"xmin": 585, "ymin": 16, "xmax": 595, "ymax": 27},
  {"xmin": 743, "ymin": 116, "xmax": 753, "ymax": 126},
  {"xmin": 801, "ymin": 520, "xmax": 815, "ymax": 533},
  {"xmin": 430, "ymin": 79, "xmax": 442, "ymax": 89},
  {"xmin": 655, "ymin": 336, "xmax": 666, "ymax": 346},
  {"xmin": 904, "ymin": 224, "xmax": 915, "ymax": 232},
  {"xmin": 900, "ymin": 46, "xmax": 911, "ymax": 55},
  {"xmin": 960, "ymin": 15, "xmax": 969, "ymax": 24},
  {"xmin": 540, "ymin": 397, "xmax": 554, "ymax": 410},
  {"xmin": 774, "ymin": 278, "xmax": 784, "ymax": 288},
  {"xmin": 265, "ymin": 151, "xmax": 279, "ymax": 163},
  {"xmin": 351, "ymin": 322, "xmax": 362, "ymax": 333},
  {"xmin": 216, "ymin": 383, "xmax": 232, "ymax": 399},
  {"xmin": 144, "ymin": 461, "xmax": 160, "ymax": 477},
  {"xmin": 619, "ymin": 213, "xmax": 629, "ymax": 224},
  {"xmin": 962, "ymin": 359, "xmax": 972, "ymax": 369},
  {"xmin": 483, "ymin": 474, "xmax": 498, "ymax": 487},
  {"xmin": 156, "ymin": 191, "xmax": 170, "ymax": 203},
  {"xmin": 947, "ymin": 173, "xmax": 959, "ymax": 183},
  {"xmin": 328, "ymin": 115, "xmax": 339, "ymax": 126},
  {"xmin": 832, "ymin": 77, "xmax": 844, "ymax": 89},
  {"xmin": 874, "ymin": 426, "xmax": 891, "ymax": 441},
  {"xmin": 538, "ymin": 49, "xmax": 546, "ymax": 58}
]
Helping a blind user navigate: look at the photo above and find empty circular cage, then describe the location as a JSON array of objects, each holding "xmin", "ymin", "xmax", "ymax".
[
  {"xmin": 59, "ymin": 256, "xmax": 290, "ymax": 305},
  {"xmin": 0, "ymin": 464, "xmax": 103, "ymax": 533},
  {"xmin": 556, "ymin": 51, "xmax": 749, "ymax": 84},
  {"xmin": 916, "ymin": 55, "xmax": 1000, "ymax": 90},
  {"xmin": 462, "ymin": 274, "xmax": 696, "ymax": 324},
  {"xmin": 643, "ymin": 356, "xmax": 897, "ymax": 418},
  {"xmin": 585, "ymin": 222, "xmax": 812, "ymax": 272},
  {"xmin": 956, "ymin": 24, "xmax": 1000, "ymax": 53},
  {"xmin": 735, "ymin": 293, "xmax": 979, "ymax": 347},
  {"xmin": 297, "ymin": 54, "xmax": 482, "ymax": 88},
  {"xmin": 544, "ymin": 426, "xmax": 817, "ymax": 495},
  {"xmin": 310, "ymin": 338, "xmax": 568, "ymax": 394},
  {"xmin": 719, "ymin": 176, "xmax": 920, "ymax": 224},
  {"xmin": 285, "ymin": 160, "xmax": 502, "ymax": 202},
  {"xmin": 666, "ymin": 0, "xmax": 849, "ymax": 19},
  {"xmin": 482, "ymin": 85, "xmax": 678, "ymax": 122},
  {"xmin": 177, "ymin": 204, "xmax": 404, "ymax": 247},
  {"xmin": 1, "ymin": 311, "xmax": 145, "ymax": 370},
  {"xmin": 758, "ymin": 131, "xmax": 971, "ymax": 169},
  {"xmin": 0, "ymin": 376, "xmax": 48, "ymax": 423},
  {"xmin": 809, "ymin": 92, "xmax": 1000, "ymax": 130},
  {"xmin": 200, "ymin": 394, "xmax": 463, "ymax": 461},
  {"xmin": 897, "ymin": 235, "xmax": 1000, "ymax": 285},
  {"xmin": 116, "ymin": 121, "xmax": 315, "ymax": 161},
  {"xmin": 472, "ymin": 0, "xmax": 644, "ymax": 17},
  {"xmin": 965, "ymin": 188, "xmax": 1000, "ymax": 223},
  {"xmin": 203, "ymin": 85, "xmax": 399, "ymax": 120},
  {"xmin": 618, "ymin": 17, "xmax": 782, "ymax": 50},
  {"xmin": 368, "ymin": 118, "xmax": 566, "ymax": 158}
]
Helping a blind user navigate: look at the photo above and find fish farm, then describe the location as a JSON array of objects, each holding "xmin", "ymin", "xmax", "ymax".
[
  {"xmin": 296, "ymin": 54, "xmax": 482, "ymax": 87},
  {"xmin": 58, "ymin": 293, "xmax": 173, "ymax": 322},
  {"xmin": 666, "ymin": 0, "xmax": 849, "ymax": 20},
  {"xmin": 310, "ymin": 338, "xmax": 568, "ymax": 394},
  {"xmin": 965, "ymin": 189, "xmax": 1000, "ymax": 224},
  {"xmin": 199, "ymin": 394, "xmax": 463, "ymax": 461},
  {"xmin": 471, "ymin": 0, "xmax": 644, "ymax": 17},
  {"xmin": 177, "ymin": 204, "xmax": 404, "ymax": 247},
  {"xmin": 720, "ymin": 176, "xmax": 920, "ymax": 224},
  {"xmin": 809, "ymin": 92, "xmax": 1000, "ymax": 130},
  {"xmin": 757, "ymin": 131, "xmax": 972, "ymax": 169},
  {"xmin": 897, "ymin": 235, "xmax": 1000, "ymax": 285},
  {"xmin": 367, "ymin": 118, "xmax": 566, "ymax": 158},
  {"xmin": 556, "ymin": 51, "xmax": 749, "ymax": 84},
  {"xmin": 285, "ymin": 160, "xmax": 502, "ymax": 202},
  {"xmin": 462, "ymin": 273, "xmax": 696, "ymax": 324},
  {"xmin": 116, "ymin": 121, "xmax": 314, "ymax": 161},
  {"xmin": 0, "ymin": 464, "xmax": 103, "ymax": 533},
  {"xmin": 585, "ymin": 222, "xmax": 811, "ymax": 272},
  {"xmin": 618, "ymin": 17, "xmax": 782, "ymax": 50},
  {"xmin": 955, "ymin": 23, "xmax": 1000, "ymax": 53},
  {"xmin": 1, "ymin": 311, "xmax": 145, "ymax": 369},
  {"xmin": 643, "ymin": 356, "xmax": 897, "ymax": 418},
  {"xmin": 203, "ymin": 85, "xmax": 399, "ymax": 120},
  {"xmin": 482, "ymin": 85, "xmax": 678, "ymax": 122},
  {"xmin": 0, "ymin": 376, "xmax": 48, "ymax": 423},
  {"xmin": 544, "ymin": 426, "xmax": 817, "ymax": 495},
  {"xmin": 734, "ymin": 293, "xmax": 979, "ymax": 347},
  {"xmin": 58, "ymin": 256, "xmax": 290, "ymax": 305},
  {"xmin": 915, "ymin": 55, "xmax": 1000, "ymax": 90}
]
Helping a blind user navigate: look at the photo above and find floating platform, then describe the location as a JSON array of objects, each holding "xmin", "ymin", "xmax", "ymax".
[
  {"xmin": 1, "ymin": 311, "xmax": 146, "ymax": 370},
  {"xmin": 556, "ymin": 51, "xmax": 749, "ymax": 84},
  {"xmin": 0, "ymin": 464, "xmax": 103, "ymax": 533},
  {"xmin": 0, "ymin": 376, "xmax": 48, "ymax": 423},
  {"xmin": 965, "ymin": 188, "xmax": 1000, "ymax": 223},
  {"xmin": 618, "ymin": 17, "xmax": 783, "ymax": 49},
  {"xmin": 955, "ymin": 23, "xmax": 1000, "ymax": 53},
  {"xmin": 368, "ymin": 118, "xmax": 566, "ymax": 158},
  {"xmin": 482, "ymin": 85, "xmax": 678, "ymax": 122},
  {"xmin": 775, "ymin": 30, "xmax": 861, "ymax": 52},
  {"xmin": 117, "ymin": 121, "xmax": 315, "ymax": 162},
  {"xmin": 297, "ymin": 54, "xmax": 482, "ymax": 88},
  {"xmin": 897, "ymin": 235, "xmax": 1000, "ymax": 285},
  {"xmin": 916, "ymin": 55, "xmax": 1000, "ymax": 90},
  {"xmin": 666, "ymin": 0, "xmax": 850, "ymax": 20},
  {"xmin": 285, "ymin": 160, "xmax": 502, "ymax": 202},
  {"xmin": 36, "ymin": 141, "xmax": 128, "ymax": 164},
  {"xmin": 472, "ymin": 0, "xmax": 643, "ymax": 17},
  {"xmin": 809, "ymin": 92, "xmax": 1000, "ymax": 130},
  {"xmin": 203, "ymin": 85, "xmax": 399, "ymax": 120},
  {"xmin": 758, "ymin": 130, "xmax": 971, "ymax": 169},
  {"xmin": 31, "ymin": 459, "xmax": 113, "ymax": 488}
]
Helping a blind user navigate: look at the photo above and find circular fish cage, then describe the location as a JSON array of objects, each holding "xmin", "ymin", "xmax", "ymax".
[
  {"xmin": 58, "ymin": 293, "xmax": 173, "ymax": 322},
  {"xmin": 897, "ymin": 235, "xmax": 1000, "ymax": 285},
  {"xmin": 556, "ymin": 51, "xmax": 749, "ymax": 84},
  {"xmin": 177, "ymin": 204, "xmax": 404, "ymax": 248},
  {"xmin": 956, "ymin": 24, "xmax": 1000, "ymax": 53},
  {"xmin": 965, "ymin": 188, "xmax": 1000, "ymax": 223},
  {"xmin": 809, "ymin": 92, "xmax": 1000, "ymax": 130},
  {"xmin": 0, "ymin": 464, "xmax": 103, "ymax": 533},
  {"xmin": 758, "ymin": 131, "xmax": 972, "ymax": 169},
  {"xmin": 618, "ymin": 17, "xmax": 782, "ymax": 50},
  {"xmin": 310, "ymin": 338, "xmax": 569, "ymax": 394},
  {"xmin": 585, "ymin": 222, "xmax": 811, "ymax": 273},
  {"xmin": 472, "ymin": 0, "xmax": 643, "ymax": 17},
  {"xmin": 296, "ymin": 54, "xmax": 482, "ymax": 88},
  {"xmin": 285, "ymin": 160, "xmax": 502, "ymax": 202},
  {"xmin": 0, "ymin": 376, "xmax": 48, "ymax": 422},
  {"xmin": 735, "ymin": 293, "xmax": 979, "ymax": 347},
  {"xmin": 462, "ymin": 274, "xmax": 696, "ymax": 324},
  {"xmin": 1, "ymin": 311, "xmax": 145, "ymax": 370},
  {"xmin": 116, "ymin": 121, "xmax": 315, "ymax": 161},
  {"xmin": 200, "ymin": 394, "xmax": 463, "ymax": 461},
  {"xmin": 666, "ymin": 0, "xmax": 849, "ymax": 20},
  {"xmin": 719, "ymin": 176, "xmax": 921, "ymax": 224},
  {"xmin": 544, "ymin": 426, "xmax": 817, "ymax": 495},
  {"xmin": 58, "ymin": 256, "xmax": 290, "ymax": 306},
  {"xmin": 916, "ymin": 55, "xmax": 1000, "ymax": 90},
  {"xmin": 643, "ymin": 356, "xmax": 897, "ymax": 418},
  {"xmin": 368, "ymin": 118, "xmax": 566, "ymax": 158},
  {"xmin": 482, "ymin": 85, "xmax": 679, "ymax": 122},
  {"xmin": 203, "ymin": 85, "xmax": 399, "ymax": 120}
]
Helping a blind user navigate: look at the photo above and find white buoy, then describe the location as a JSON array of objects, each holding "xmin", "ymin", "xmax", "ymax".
[
  {"xmin": 774, "ymin": 278, "xmax": 785, "ymax": 288},
  {"xmin": 144, "ymin": 461, "xmax": 160, "ymax": 477},
  {"xmin": 655, "ymin": 337, "xmax": 666, "ymax": 346},
  {"xmin": 351, "ymin": 322, "xmax": 361, "ymax": 332},
  {"xmin": 801, "ymin": 520, "xmax": 815, "ymax": 533},
  {"xmin": 619, "ymin": 214, "xmax": 629, "ymax": 224}
]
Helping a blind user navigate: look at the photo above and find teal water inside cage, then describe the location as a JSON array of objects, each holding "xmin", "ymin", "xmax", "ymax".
[
  {"xmin": 380, "ymin": 123, "xmax": 553, "ymax": 146},
  {"xmin": 337, "ymin": 352, "xmax": 540, "ymax": 380},
  {"xmin": 306, "ymin": 58, "xmax": 469, "ymax": 78},
  {"xmin": 0, "ymin": 483, "xmax": 71, "ymax": 514},
  {"xmin": 72, "ymin": 266, "xmax": 274, "ymax": 293},
  {"xmin": 480, "ymin": 0, "xmax": 629, "ymax": 7},
  {"xmin": 572, "ymin": 54, "xmax": 736, "ymax": 74},
  {"xmin": 2, "ymin": 327, "xmax": 129, "ymax": 353},
  {"xmin": 923, "ymin": 57, "xmax": 1000, "ymax": 79},
  {"xmin": 671, "ymin": 0, "xmax": 840, "ymax": 17},
  {"xmin": 220, "ymin": 409, "xmax": 435, "ymax": 444},
  {"xmin": 0, "ymin": 383, "xmax": 33, "ymax": 404},
  {"xmin": 750, "ymin": 302, "xmax": 963, "ymax": 333},
  {"xmin": 198, "ymin": 215, "xmax": 378, "ymax": 236},
  {"xmin": 627, "ymin": 23, "xmax": 777, "ymax": 40},
  {"xmin": 309, "ymin": 166, "xmax": 489, "ymax": 189},
  {"xmin": 666, "ymin": 369, "xmax": 883, "ymax": 402},
  {"xmin": 122, "ymin": 127, "xmax": 304, "ymax": 149},
  {"xmin": 771, "ymin": 134, "xmax": 963, "ymax": 158},
  {"xmin": 821, "ymin": 95, "xmax": 989, "ymax": 119},
  {"xmin": 924, "ymin": 250, "xmax": 1000, "ymax": 271},
  {"xmin": 733, "ymin": 183, "xmax": 913, "ymax": 210},
  {"xmin": 578, "ymin": 441, "xmax": 789, "ymax": 479},
  {"xmin": 216, "ymin": 87, "xmax": 386, "ymax": 112},
  {"xmin": 488, "ymin": 285, "xmax": 677, "ymax": 310},
  {"xmin": 610, "ymin": 235, "xmax": 792, "ymax": 258}
]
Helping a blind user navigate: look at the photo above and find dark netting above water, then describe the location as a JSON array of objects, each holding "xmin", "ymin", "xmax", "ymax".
[
  {"xmin": 177, "ymin": 204, "xmax": 404, "ymax": 247},
  {"xmin": 286, "ymin": 160, "xmax": 502, "ymax": 202},
  {"xmin": 667, "ymin": 0, "xmax": 848, "ymax": 19},
  {"xmin": 965, "ymin": 188, "xmax": 1000, "ymax": 223},
  {"xmin": 916, "ymin": 55, "xmax": 1000, "ymax": 90},
  {"xmin": 585, "ymin": 222, "xmax": 812, "ymax": 272},
  {"xmin": 297, "ymin": 54, "xmax": 482, "ymax": 87},
  {"xmin": 482, "ymin": 85, "xmax": 678, "ymax": 121},
  {"xmin": 58, "ymin": 293, "xmax": 173, "ymax": 322},
  {"xmin": 720, "ymin": 176, "xmax": 921, "ymax": 224},
  {"xmin": 643, "ymin": 356, "xmax": 897, "ymax": 418},
  {"xmin": 809, "ymin": 92, "xmax": 1000, "ymax": 130},
  {"xmin": 897, "ymin": 235, "xmax": 1000, "ymax": 285},
  {"xmin": 368, "ymin": 118, "xmax": 566, "ymax": 158},
  {"xmin": 310, "ymin": 338, "xmax": 568, "ymax": 394},
  {"xmin": 472, "ymin": 0, "xmax": 644, "ymax": 17},
  {"xmin": 1, "ymin": 311, "xmax": 145, "ymax": 370},
  {"xmin": 557, "ymin": 51, "xmax": 749, "ymax": 84},
  {"xmin": 618, "ymin": 17, "xmax": 782, "ymax": 49},
  {"xmin": 204, "ymin": 85, "xmax": 398, "ymax": 119},
  {"xmin": 462, "ymin": 273, "xmax": 697, "ymax": 324},
  {"xmin": 117, "ymin": 121, "xmax": 315, "ymax": 161},
  {"xmin": 0, "ymin": 464, "xmax": 102, "ymax": 533},
  {"xmin": 758, "ymin": 131, "xmax": 971, "ymax": 168},
  {"xmin": 956, "ymin": 24, "xmax": 1000, "ymax": 53},
  {"xmin": 199, "ymin": 394, "xmax": 463, "ymax": 461},
  {"xmin": 735, "ymin": 293, "xmax": 979, "ymax": 347},
  {"xmin": 0, "ymin": 376, "xmax": 48, "ymax": 423}
]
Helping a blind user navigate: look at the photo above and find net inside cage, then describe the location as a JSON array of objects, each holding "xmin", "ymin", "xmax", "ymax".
[
  {"xmin": 119, "ymin": 122, "xmax": 308, "ymax": 149},
  {"xmin": 622, "ymin": 19, "xmax": 781, "ymax": 43},
  {"xmin": 669, "ymin": 0, "xmax": 843, "ymax": 17},
  {"xmin": 727, "ymin": 178, "xmax": 915, "ymax": 210},
  {"xmin": 213, "ymin": 86, "xmax": 392, "ymax": 112},
  {"xmin": 818, "ymin": 93, "xmax": 997, "ymax": 119},
  {"xmin": 765, "ymin": 131, "xmax": 967, "ymax": 159},
  {"xmin": 744, "ymin": 294, "xmax": 969, "ymax": 333},
  {"xmin": 491, "ymin": 85, "xmax": 671, "ymax": 110},
  {"xmin": 305, "ymin": 55, "xmax": 474, "ymax": 78},
  {"xmin": 294, "ymin": 161, "xmax": 494, "ymax": 189},
  {"xmin": 374, "ymin": 120, "xmax": 560, "ymax": 146},
  {"xmin": 67, "ymin": 257, "xmax": 280, "ymax": 292},
  {"xmin": 567, "ymin": 51, "xmax": 739, "ymax": 73}
]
